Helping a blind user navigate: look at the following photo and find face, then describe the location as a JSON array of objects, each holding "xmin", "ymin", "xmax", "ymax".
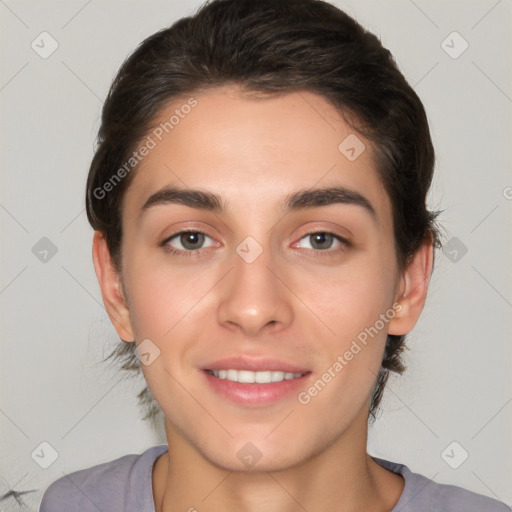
[{"xmin": 96, "ymin": 85, "xmax": 428, "ymax": 472}]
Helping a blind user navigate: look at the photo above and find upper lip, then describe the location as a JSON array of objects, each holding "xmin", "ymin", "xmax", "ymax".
[{"xmin": 202, "ymin": 356, "xmax": 310, "ymax": 374}]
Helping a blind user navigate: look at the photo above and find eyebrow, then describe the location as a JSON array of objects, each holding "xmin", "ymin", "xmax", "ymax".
[{"xmin": 140, "ymin": 185, "xmax": 377, "ymax": 220}]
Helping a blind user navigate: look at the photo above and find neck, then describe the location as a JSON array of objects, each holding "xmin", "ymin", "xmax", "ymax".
[{"xmin": 153, "ymin": 414, "xmax": 404, "ymax": 512}]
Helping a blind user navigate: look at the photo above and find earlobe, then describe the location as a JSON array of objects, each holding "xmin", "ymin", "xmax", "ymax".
[
  {"xmin": 388, "ymin": 235, "xmax": 434, "ymax": 336},
  {"xmin": 92, "ymin": 231, "xmax": 135, "ymax": 343}
]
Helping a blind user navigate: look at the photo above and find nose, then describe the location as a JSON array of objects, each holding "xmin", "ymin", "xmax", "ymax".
[{"xmin": 216, "ymin": 240, "xmax": 294, "ymax": 337}]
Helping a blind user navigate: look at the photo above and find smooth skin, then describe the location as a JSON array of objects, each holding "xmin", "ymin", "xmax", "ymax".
[{"xmin": 93, "ymin": 85, "xmax": 433, "ymax": 512}]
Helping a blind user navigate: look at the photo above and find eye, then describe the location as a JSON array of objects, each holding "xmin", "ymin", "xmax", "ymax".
[
  {"xmin": 294, "ymin": 231, "xmax": 349, "ymax": 254},
  {"xmin": 161, "ymin": 231, "xmax": 215, "ymax": 256},
  {"xmin": 160, "ymin": 229, "xmax": 349, "ymax": 258}
]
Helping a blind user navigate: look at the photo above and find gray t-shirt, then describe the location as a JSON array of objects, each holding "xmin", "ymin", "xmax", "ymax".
[{"xmin": 38, "ymin": 444, "xmax": 510, "ymax": 511}]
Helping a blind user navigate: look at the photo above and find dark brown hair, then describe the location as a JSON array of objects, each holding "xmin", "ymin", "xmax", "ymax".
[{"xmin": 86, "ymin": 0, "xmax": 441, "ymax": 426}]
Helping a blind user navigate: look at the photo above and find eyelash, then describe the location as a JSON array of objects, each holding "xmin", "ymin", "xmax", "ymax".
[{"xmin": 160, "ymin": 230, "xmax": 350, "ymax": 258}]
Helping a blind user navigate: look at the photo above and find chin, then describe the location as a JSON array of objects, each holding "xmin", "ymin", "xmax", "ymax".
[
  {"xmin": 193, "ymin": 430, "xmax": 321, "ymax": 474},
  {"xmin": 206, "ymin": 444, "xmax": 309, "ymax": 473}
]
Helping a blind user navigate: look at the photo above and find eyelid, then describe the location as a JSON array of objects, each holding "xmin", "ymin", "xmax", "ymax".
[
  {"xmin": 159, "ymin": 220, "xmax": 216, "ymax": 242},
  {"xmin": 292, "ymin": 222, "xmax": 352, "ymax": 244},
  {"xmin": 291, "ymin": 230, "xmax": 350, "ymax": 251},
  {"xmin": 161, "ymin": 229, "xmax": 217, "ymax": 250}
]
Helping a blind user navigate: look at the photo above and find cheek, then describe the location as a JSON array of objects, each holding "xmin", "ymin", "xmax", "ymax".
[
  {"xmin": 307, "ymin": 254, "xmax": 397, "ymax": 333},
  {"xmin": 125, "ymin": 262, "xmax": 211, "ymax": 402},
  {"xmin": 296, "ymin": 286, "xmax": 391, "ymax": 423},
  {"xmin": 301, "ymin": 252, "xmax": 397, "ymax": 389},
  {"xmin": 124, "ymin": 254, "xmax": 212, "ymax": 340}
]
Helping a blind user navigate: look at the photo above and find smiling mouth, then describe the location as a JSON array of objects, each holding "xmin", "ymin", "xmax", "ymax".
[{"xmin": 205, "ymin": 369, "xmax": 309, "ymax": 383}]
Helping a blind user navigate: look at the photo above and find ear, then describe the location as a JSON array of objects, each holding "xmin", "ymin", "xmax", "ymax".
[
  {"xmin": 92, "ymin": 231, "xmax": 135, "ymax": 343},
  {"xmin": 388, "ymin": 234, "xmax": 434, "ymax": 336}
]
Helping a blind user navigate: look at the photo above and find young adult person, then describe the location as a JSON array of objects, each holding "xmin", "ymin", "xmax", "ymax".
[{"xmin": 39, "ymin": 1, "xmax": 510, "ymax": 510}]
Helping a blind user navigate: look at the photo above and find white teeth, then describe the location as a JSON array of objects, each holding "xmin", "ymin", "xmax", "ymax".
[
  {"xmin": 210, "ymin": 369, "xmax": 303, "ymax": 383},
  {"xmin": 237, "ymin": 370, "xmax": 255, "ymax": 383},
  {"xmin": 271, "ymin": 371, "xmax": 284, "ymax": 381},
  {"xmin": 255, "ymin": 371, "xmax": 272, "ymax": 383}
]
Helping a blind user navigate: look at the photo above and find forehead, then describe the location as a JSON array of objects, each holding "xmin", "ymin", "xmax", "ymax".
[{"xmin": 121, "ymin": 85, "xmax": 392, "ymax": 227}]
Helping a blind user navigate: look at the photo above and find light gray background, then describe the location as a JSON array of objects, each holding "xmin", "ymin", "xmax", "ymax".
[{"xmin": 1, "ymin": 0, "xmax": 511, "ymax": 510}]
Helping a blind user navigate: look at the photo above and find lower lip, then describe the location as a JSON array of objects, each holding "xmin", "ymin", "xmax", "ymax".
[{"xmin": 202, "ymin": 370, "xmax": 311, "ymax": 407}]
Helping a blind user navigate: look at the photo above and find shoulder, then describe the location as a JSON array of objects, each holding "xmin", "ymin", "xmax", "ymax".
[
  {"xmin": 38, "ymin": 444, "xmax": 168, "ymax": 512},
  {"xmin": 372, "ymin": 457, "xmax": 511, "ymax": 512}
]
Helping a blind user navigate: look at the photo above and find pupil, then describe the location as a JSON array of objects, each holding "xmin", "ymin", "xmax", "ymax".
[
  {"xmin": 182, "ymin": 232, "xmax": 203, "ymax": 250},
  {"xmin": 312, "ymin": 233, "xmax": 332, "ymax": 250}
]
